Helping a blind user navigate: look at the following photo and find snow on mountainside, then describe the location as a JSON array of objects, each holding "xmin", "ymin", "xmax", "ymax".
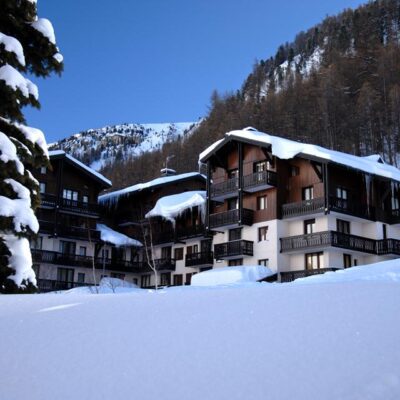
[{"xmin": 48, "ymin": 121, "xmax": 200, "ymax": 171}]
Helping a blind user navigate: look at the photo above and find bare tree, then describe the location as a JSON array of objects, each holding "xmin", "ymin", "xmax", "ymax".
[{"xmin": 140, "ymin": 215, "xmax": 159, "ymax": 290}]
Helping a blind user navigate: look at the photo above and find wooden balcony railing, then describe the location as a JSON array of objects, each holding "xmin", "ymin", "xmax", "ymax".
[
  {"xmin": 185, "ymin": 251, "xmax": 214, "ymax": 267},
  {"xmin": 37, "ymin": 221, "xmax": 101, "ymax": 241},
  {"xmin": 209, "ymin": 208, "xmax": 254, "ymax": 229},
  {"xmin": 153, "ymin": 258, "xmax": 176, "ymax": 271},
  {"xmin": 376, "ymin": 239, "xmax": 400, "ymax": 255},
  {"xmin": 37, "ymin": 279, "xmax": 92, "ymax": 293},
  {"xmin": 280, "ymin": 268, "xmax": 339, "ymax": 283},
  {"xmin": 210, "ymin": 177, "xmax": 238, "ymax": 199},
  {"xmin": 281, "ymin": 197, "xmax": 325, "ymax": 219},
  {"xmin": 214, "ymin": 239, "xmax": 254, "ymax": 259},
  {"xmin": 243, "ymin": 170, "xmax": 277, "ymax": 190},
  {"xmin": 39, "ymin": 193, "xmax": 99, "ymax": 216},
  {"xmin": 280, "ymin": 231, "xmax": 377, "ymax": 254}
]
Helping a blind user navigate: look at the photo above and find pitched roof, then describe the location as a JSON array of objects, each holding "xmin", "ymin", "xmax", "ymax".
[
  {"xmin": 48, "ymin": 150, "xmax": 112, "ymax": 188},
  {"xmin": 199, "ymin": 128, "xmax": 400, "ymax": 183}
]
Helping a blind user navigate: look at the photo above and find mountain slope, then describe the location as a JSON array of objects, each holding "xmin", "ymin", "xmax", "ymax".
[{"xmin": 49, "ymin": 121, "xmax": 200, "ymax": 171}]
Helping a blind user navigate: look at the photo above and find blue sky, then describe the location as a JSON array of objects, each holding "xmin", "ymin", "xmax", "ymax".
[{"xmin": 26, "ymin": 0, "xmax": 366, "ymax": 142}]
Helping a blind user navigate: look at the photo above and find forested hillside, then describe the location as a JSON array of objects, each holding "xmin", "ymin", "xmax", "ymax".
[{"xmin": 100, "ymin": 0, "xmax": 400, "ymax": 190}]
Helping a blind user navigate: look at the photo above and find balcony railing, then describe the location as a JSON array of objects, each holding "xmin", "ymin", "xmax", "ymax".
[
  {"xmin": 243, "ymin": 170, "xmax": 277, "ymax": 191},
  {"xmin": 153, "ymin": 258, "xmax": 176, "ymax": 271},
  {"xmin": 328, "ymin": 196, "xmax": 371, "ymax": 220},
  {"xmin": 39, "ymin": 193, "xmax": 99, "ymax": 216},
  {"xmin": 376, "ymin": 239, "xmax": 400, "ymax": 256},
  {"xmin": 38, "ymin": 221, "xmax": 101, "ymax": 241},
  {"xmin": 37, "ymin": 279, "xmax": 92, "ymax": 293},
  {"xmin": 185, "ymin": 251, "xmax": 214, "ymax": 267},
  {"xmin": 281, "ymin": 197, "xmax": 325, "ymax": 219},
  {"xmin": 210, "ymin": 177, "xmax": 238, "ymax": 200},
  {"xmin": 280, "ymin": 268, "xmax": 339, "ymax": 283},
  {"xmin": 214, "ymin": 239, "xmax": 254, "ymax": 259},
  {"xmin": 280, "ymin": 231, "xmax": 377, "ymax": 254},
  {"xmin": 209, "ymin": 208, "xmax": 254, "ymax": 229}
]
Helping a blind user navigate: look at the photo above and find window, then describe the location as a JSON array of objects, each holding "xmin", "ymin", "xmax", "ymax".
[
  {"xmin": 258, "ymin": 226, "xmax": 268, "ymax": 241},
  {"xmin": 302, "ymin": 186, "xmax": 314, "ymax": 201},
  {"xmin": 59, "ymin": 240, "xmax": 76, "ymax": 255},
  {"xmin": 305, "ymin": 252, "xmax": 323, "ymax": 270},
  {"xmin": 343, "ymin": 254, "xmax": 352, "ymax": 269},
  {"xmin": 32, "ymin": 264, "xmax": 40, "ymax": 277},
  {"xmin": 79, "ymin": 246, "xmax": 87, "ymax": 256},
  {"xmin": 77, "ymin": 273, "xmax": 85, "ymax": 283},
  {"xmin": 132, "ymin": 278, "xmax": 138, "ymax": 285},
  {"xmin": 111, "ymin": 272, "xmax": 125, "ymax": 280},
  {"xmin": 101, "ymin": 249, "xmax": 110, "ymax": 259},
  {"xmin": 336, "ymin": 219, "xmax": 350, "ymax": 234},
  {"xmin": 160, "ymin": 272, "xmax": 171, "ymax": 286},
  {"xmin": 304, "ymin": 219, "xmax": 315, "ymax": 234},
  {"xmin": 57, "ymin": 268, "xmax": 74, "ymax": 282},
  {"xmin": 141, "ymin": 275, "xmax": 151, "ymax": 288},
  {"xmin": 290, "ymin": 165, "xmax": 300, "ymax": 177},
  {"xmin": 185, "ymin": 273, "xmax": 194, "ymax": 285},
  {"xmin": 31, "ymin": 236, "xmax": 43, "ymax": 250},
  {"xmin": 392, "ymin": 195, "xmax": 399, "ymax": 211},
  {"xmin": 354, "ymin": 259, "xmax": 358, "ymax": 267},
  {"xmin": 228, "ymin": 259, "xmax": 243, "ymax": 266},
  {"xmin": 257, "ymin": 195, "xmax": 267, "ymax": 210},
  {"xmin": 258, "ymin": 259, "xmax": 269, "ymax": 267},
  {"xmin": 82, "ymin": 195, "xmax": 89, "ymax": 203},
  {"xmin": 173, "ymin": 274, "xmax": 183, "ymax": 286},
  {"xmin": 174, "ymin": 248, "xmax": 184, "ymax": 260},
  {"xmin": 336, "ymin": 187, "xmax": 348, "ymax": 200},
  {"xmin": 186, "ymin": 244, "xmax": 199, "ymax": 255},
  {"xmin": 228, "ymin": 169, "xmax": 239, "ymax": 179},
  {"xmin": 229, "ymin": 228, "xmax": 242, "ymax": 241},
  {"xmin": 39, "ymin": 182, "xmax": 46, "ymax": 194},
  {"xmin": 254, "ymin": 160, "xmax": 268, "ymax": 172},
  {"xmin": 40, "ymin": 166, "xmax": 47, "ymax": 174},
  {"xmin": 161, "ymin": 246, "xmax": 172, "ymax": 259},
  {"xmin": 227, "ymin": 197, "xmax": 238, "ymax": 210},
  {"xmin": 382, "ymin": 224, "xmax": 387, "ymax": 240},
  {"xmin": 62, "ymin": 189, "xmax": 78, "ymax": 201}
]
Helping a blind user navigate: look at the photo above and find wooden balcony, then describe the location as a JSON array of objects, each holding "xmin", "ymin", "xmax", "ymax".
[
  {"xmin": 281, "ymin": 197, "xmax": 325, "ymax": 219},
  {"xmin": 280, "ymin": 268, "xmax": 339, "ymax": 283},
  {"xmin": 37, "ymin": 279, "xmax": 92, "ymax": 293},
  {"xmin": 376, "ymin": 239, "xmax": 400, "ymax": 256},
  {"xmin": 39, "ymin": 193, "xmax": 100, "ymax": 216},
  {"xmin": 153, "ymin": 258, "xmax": 176, "ymax": 271},
  {"xmin": 214, "ymin": 240, "xmax": 254, "ymax": 259},
  {"xmin": 280, "ymin": 231, "xmax": 377, "ymax": 254},
  {"xmin": 210, "ymin": 177, "xmax": 238, "ymax": 201},
  {"xmin": 209, "ymin": 208, "xmax": 254, "ymax": 230},
  {"xmin": 185, "ymin": 251, "xmax": 214, "ymax": 267},
  {"xmin": 150, "ymin": 225, "xmax": 206, "ymax": 245},
  {"xmin": 243, "ymin": 170, "xmax": 277, "ymax": 192}
]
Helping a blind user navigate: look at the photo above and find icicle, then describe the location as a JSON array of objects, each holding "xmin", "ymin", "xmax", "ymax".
[{"xmin": 364, "ymin": 174, "xmax": 372, "ymax": 216}]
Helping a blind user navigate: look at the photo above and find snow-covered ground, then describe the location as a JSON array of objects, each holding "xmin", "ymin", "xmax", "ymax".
[{"xmin": 1, "ymin": 260, "xmax": 400, "ymax": 400}]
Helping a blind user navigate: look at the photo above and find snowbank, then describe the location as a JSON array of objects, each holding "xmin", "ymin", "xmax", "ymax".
[
  {"xmin": 97, "ymin": 223, "xmax": 142, "ymax": 247},
  {"xmin": 145, "ymin": 190, "xmax": 206, "ymax": 224},
  {"xmin": 191, "ymin": 265, "xmax": 273, "ymax": 287},
  {"xmin": 293, "ymin": 259, "xmax": 400, "ymax": 285},
  {"xmin": 199, "ymin": 128, "xmax": 400, "ymax": 183},
  {"xmin": 63, "ymin": 277, "xmax": 141, "ymax": 295}
]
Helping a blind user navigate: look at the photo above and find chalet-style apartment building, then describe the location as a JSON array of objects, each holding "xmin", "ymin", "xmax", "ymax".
[{"xmin": 32, "ymin": 128, "xmax": 400, "ymax": 290}]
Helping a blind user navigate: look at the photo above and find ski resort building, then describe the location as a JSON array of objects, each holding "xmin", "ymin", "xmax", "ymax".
[
  {"xmin": 199, "ymin": 128, "xmax": 400, "ymax": 281},
  {"xmin": 98, "ymin": 170, "xmax": 209, "ymax": 288},
  {"xmin": 31, "ymin": 151, "xmax": 142, "ymax": 291}
]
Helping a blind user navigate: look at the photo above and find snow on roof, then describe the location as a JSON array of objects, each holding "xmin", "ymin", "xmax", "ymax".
[
  {"xmin": 191, "ymin": 265, "xmax": 274, "ymax": 287},
  {"xmin": 97, "ymin": 224, "xmax": 142, "ymax": 247},
  {"xmin": 48, "ymin": 150, "xmax": 111, "ymax": 187},
  {"xmin": 199, "ymin": 128, "xmax": 400, "ymax": 183},
  {"xmin": 99, "ymin": 172, "xmax": 205, "ymax": 204},
  {"xmin": 145, "ymin": 190, "xmax": 206, "ymax": 224}
]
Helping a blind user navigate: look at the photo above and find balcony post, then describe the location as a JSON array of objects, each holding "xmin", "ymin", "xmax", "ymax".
[
  {"xmin": 322, "ymin": 163, "xmax": 329, "ymax": 215},
  {"xmin": 206, "ymin": 160, "xmax": 211, "ymax": 232},
  {"xmin": 238, "ymin": 142, "xmax": 244, "ymax": 225}
]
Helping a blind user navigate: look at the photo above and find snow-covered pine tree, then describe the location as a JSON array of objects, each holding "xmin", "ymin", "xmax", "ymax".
[{"xmin": 0, "ymin": 0, "xmax": 63, "ymax": 293}]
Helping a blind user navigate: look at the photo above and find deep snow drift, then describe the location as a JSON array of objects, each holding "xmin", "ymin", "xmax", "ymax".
[{"xmin": 0, "ymin": 260, "xmax": 400, "ymax": 400}]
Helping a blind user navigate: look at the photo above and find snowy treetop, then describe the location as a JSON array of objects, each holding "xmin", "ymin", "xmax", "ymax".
[
  {"xmin": 99, "ymin": 172, "xmax": 205, "ymax": 204},
  {"xmin": 199, "ymin": 128, "xmax": 400, "ymax": 183},
  {"xmin": 145, "ymin": 190, "xmax": 206, "ymax": 224}
]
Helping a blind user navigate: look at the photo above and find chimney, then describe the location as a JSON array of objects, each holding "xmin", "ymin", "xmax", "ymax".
[{"xmin": 160, "ymin": 168, "xmax": 176, "ymax": 177}]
